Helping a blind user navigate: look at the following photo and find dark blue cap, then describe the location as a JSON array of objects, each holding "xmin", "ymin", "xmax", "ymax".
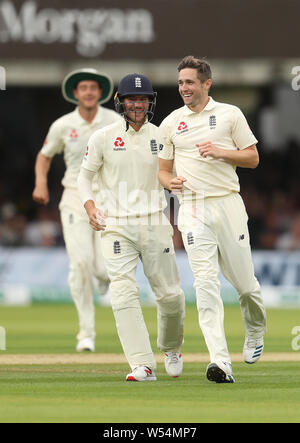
[{"xmin": 117, "ymin": 73, "xmax": 154, "ymax": 98}]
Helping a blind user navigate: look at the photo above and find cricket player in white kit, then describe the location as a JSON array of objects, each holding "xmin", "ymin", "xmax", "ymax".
[
  {"xmin": 158, "ymin": 56, "xmax": 267, "ymax": 383},
  {"xmin": 77, "ymin": 74, "xmax": 185, "ymax": 381},
  {"xmin": 33, "ymin": 69, "xmax": 120, "ymax": 352}
]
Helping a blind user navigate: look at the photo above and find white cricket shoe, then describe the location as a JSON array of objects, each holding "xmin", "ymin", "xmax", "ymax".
[
  {"xmin": 164, "ymin": 352, "xmax": 183, "ymax": 377},
  {"xmin": 243, "ymin": 336, "xmax": 264, "ymax": 364},
  {"xmin": 206, "ymin": 361, "xmax": 235, "ymax": 384},
  {"xmin": 126, "ymin": 366, "xmax": 157, "ymax": 382},
  {"xmin": 76, "ymin": 338, "xmax": 95, "ymax": 352}
]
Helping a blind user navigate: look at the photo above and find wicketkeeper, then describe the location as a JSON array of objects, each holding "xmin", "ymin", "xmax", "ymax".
[{"xmin": 77, "ymin": 73, "xmax": 185, "ymax": 381}]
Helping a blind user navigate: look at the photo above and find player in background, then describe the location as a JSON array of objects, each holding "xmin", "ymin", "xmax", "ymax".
[
  {"xmin": 77, "ymin": 74, "xmax": 185, "ymax": 381},
  {"xmin": 33, "ymin": 69, "xmax": 121, "ymax": 352},
  {"xmin": 158, "ymin": 56, "xmax": 267, "ymax": 383}
]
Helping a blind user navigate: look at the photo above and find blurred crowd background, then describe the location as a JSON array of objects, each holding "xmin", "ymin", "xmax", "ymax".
[{"xmin": 0, "ymin": 0, "xmax": 299, "ymax": 252}]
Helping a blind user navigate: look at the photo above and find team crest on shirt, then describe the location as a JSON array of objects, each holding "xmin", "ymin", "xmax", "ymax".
[
  {"xmin": 113, "ymin": 137, "xmax": 126, "ymax": 151},
  {"xmin": 150, "ymin": 139, "xmax": 158, "ymax": 155},
  {"xmin": 176, "ymin": 121, "xmax": 188, "ymax": 134},
  {"xmin": 69, "ymin": 129, "xmax": 79, "ymax": 139},
  {"xmin": 209, "ymin": 115, "xmax": 216, "ymax": 129}
]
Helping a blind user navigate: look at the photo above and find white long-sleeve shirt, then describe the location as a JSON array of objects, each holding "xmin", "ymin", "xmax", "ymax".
[{"xmin": 78, "ymin": 119, "xmax": 167, "ymax": 223}]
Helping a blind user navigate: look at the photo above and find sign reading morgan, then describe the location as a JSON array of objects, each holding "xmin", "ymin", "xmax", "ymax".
[{"xmin": 0, "ymin": 0, "xmax": 155, "ymax": 57}]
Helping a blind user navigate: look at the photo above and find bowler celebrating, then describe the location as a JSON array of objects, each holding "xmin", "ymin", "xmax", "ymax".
[{"xmin": 158, "ymin": 56, "xmax": 266, "ymax": 383}]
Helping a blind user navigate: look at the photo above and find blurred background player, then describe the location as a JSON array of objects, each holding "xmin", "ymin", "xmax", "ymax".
[
  {"xmin": 77, "ymin": 73, "xmax": 185, "ymax": 381},
  {"xmin": 158, "ymin": 56, "xmax": 267, "ymax": 383},
  {"xmin": 32, "ymin": 68, "xmax": 121, "ymax": 352}
]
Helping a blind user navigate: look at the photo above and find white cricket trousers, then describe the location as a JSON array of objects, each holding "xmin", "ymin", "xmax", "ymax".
[
  {"xmin": 101, "ymin": 222, "xmax": 185, "ymax": 371},
  {"xmin": 179, "ymin": 192, "xmax": 266, "ymax": 364},
  {"xmin": 60, "ymin": 206, "xmax": 109, "ymax": 341}
]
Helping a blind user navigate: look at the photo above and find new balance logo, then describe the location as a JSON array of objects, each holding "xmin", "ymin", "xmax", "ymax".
[
  {"xmin": 113, "ymin": 241, "xmax": 121, "ymax": 254},
  {"xmin": 163, "ymin": 248, "xmax": 170, "ymax": 253},
  {"xmin": 239, "ymin": 234, "xmax": 245, "ymax": 241},
  {"xmin": 135, "ymin": 77, "xmax": 142, "ymax": 88},
  {"xmin": 187, "ymin": 232, "xmax": 194, "ymax": 245},
  {"xmin": 209, "ymin": 115, "xmax": 216, "ymax": 128}
]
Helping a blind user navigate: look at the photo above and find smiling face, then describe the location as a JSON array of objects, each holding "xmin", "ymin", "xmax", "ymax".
[
  {"xmin": 73, "ymin": 80, "xmax": 102, "ymax": 110},
  {"xmin": 178, "ymin": 68, "xmax": 212, "ymax": 112},
  {"xmin": 122, "ymin": 95, "xmax": 150, "ymax": 125}
]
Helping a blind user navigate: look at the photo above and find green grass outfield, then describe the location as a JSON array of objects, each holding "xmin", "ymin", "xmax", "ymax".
[{"xmin": 0, "ymin": 304, "xmax": 300, "ymax": 423}]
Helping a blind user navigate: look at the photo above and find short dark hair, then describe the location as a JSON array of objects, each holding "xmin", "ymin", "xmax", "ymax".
[{"xmin": 177, "ymin": 56, "xmax": 212, "ymax": 82}]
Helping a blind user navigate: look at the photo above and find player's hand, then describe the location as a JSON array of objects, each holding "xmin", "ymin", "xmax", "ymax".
[
  {"xmin": 169, "ymin": 176, "xmax": 187, "ymax": 192},
  {"xmin": 88, "ymin": 207, "xmax": 106, "ymax": 231},
  {"xmin": 32, "ymin": 184, "xmax": 49, "ymax": 205},
  {"xmin": 197, "ymin": 141, "xmax": 223, "ymax": 159}
]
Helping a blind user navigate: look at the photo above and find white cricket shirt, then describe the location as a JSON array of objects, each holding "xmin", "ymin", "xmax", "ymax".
[
  {"xmin": 158, "ymin": 97, "xmax": 258, "ymax": 201},
  {"xmin": 81, "ymin": 119, "xmax": 166, "ymax": 221},
  {"xmin": 41, "ymin": 106, "xmax": 120, "ymax": 210}
]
